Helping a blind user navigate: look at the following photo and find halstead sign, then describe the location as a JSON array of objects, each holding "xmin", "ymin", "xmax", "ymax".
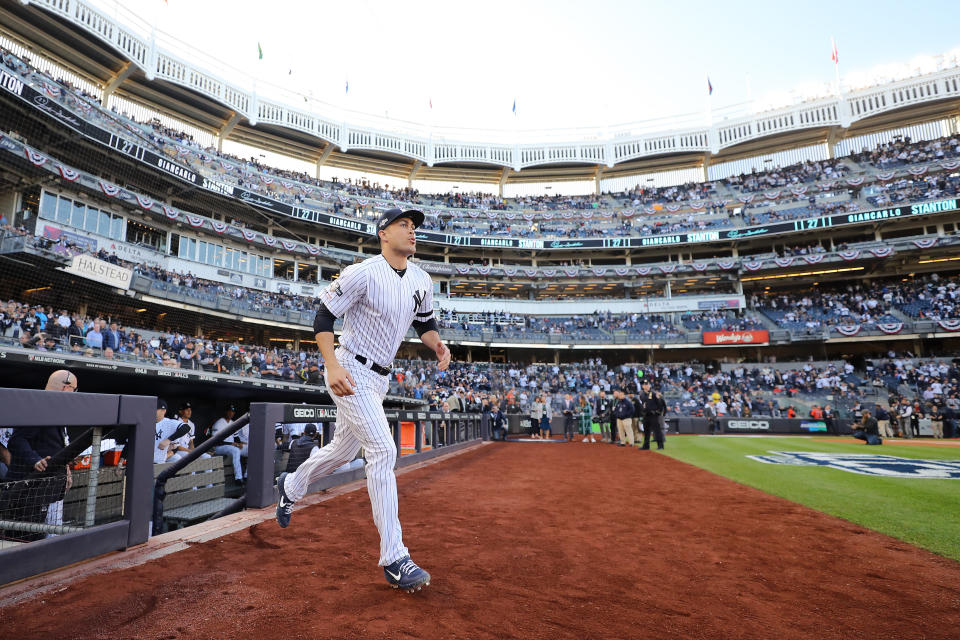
[{"xmin": 64, "ymin": 254, "xmax": 133, "ymax": 290}]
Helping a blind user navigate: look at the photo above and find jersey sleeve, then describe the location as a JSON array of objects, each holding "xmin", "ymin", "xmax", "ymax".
[
  {"xmin": 319, "ymin": 263, "xmax": 368, "ymax": 317},
  {"xmin": 415, "ymin": 273, "xmax": 435, "ymax": 321}
]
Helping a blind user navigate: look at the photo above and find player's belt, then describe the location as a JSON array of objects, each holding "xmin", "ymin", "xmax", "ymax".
[{"xmin": 354, "ymin": 354, "xmax": 390, "ymax": 376}]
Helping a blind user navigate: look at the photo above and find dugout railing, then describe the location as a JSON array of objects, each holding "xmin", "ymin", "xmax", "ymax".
[
  {"xmin": 0, "ymin": 388, "xmax": 155, "ymax": 586},
  {"xmin": 247, "ymin": 404, "xmax": 484, "ymax": 504}
]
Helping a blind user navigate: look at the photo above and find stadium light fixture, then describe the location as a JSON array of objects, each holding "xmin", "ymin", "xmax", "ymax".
[
  {"xmin": 918, "ymin": 257, "xmax": 960, "ymax": 264},
  {"xmin": 741, "ymin": 266, "xmax": 864, "ymax": 282}
]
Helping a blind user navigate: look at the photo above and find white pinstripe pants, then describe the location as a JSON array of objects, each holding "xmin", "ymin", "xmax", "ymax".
[{"xmin": 283, "ymin": 350, "xmax": 408, "ymax": 566}]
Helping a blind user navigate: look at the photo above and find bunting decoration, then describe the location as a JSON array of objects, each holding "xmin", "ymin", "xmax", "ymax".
[
  {"xmin": 665, "ymin": 203, "xmax": 682, "ymax": 212},
  {"xmin": 456, "ymin": 265, "xmax": 471, "ymax": 274},
  {"xmin": 877, "ymin": 171, "xmax": 896, "ymax": 181},
  {"xmin": 263, "ymin": 235, "xmax": 277, "ymax": 247},
  {"xmin": 743, "ymin": 261, "xmax": 765, "ymax": 271},
  {"xmin": 789, "ymin": 185, "xmax": 807, "ymax": 195},
  {"xmin": 504, "ymin": 267, "xmax": 518, "ymax": 277},
  {"xmin": 57, "ymin": 164, "xmax": 80, "ymax": 181},
  {"xmin": 717, "ymin": 259, "xmax": 737, "ymax": 270},
  {"xmin": 939, "ymin": 159, "xmax": 960, "ymax": 170},
  {"xmin": 281, "ymin": 240, "xmax": 299, "ymax": 252},
  {"xmin": 135, "ymin": 194, "xmax": 154, "ymax": 210},
  {"xmin": 542, "ymin": 269, "xmax": 556, "ymax": 277},
  {"xmin": 241, "ymin": 229, "xmax": 258, "ymax": 242},
  {"xmin": 162, "ymin": 205, "xmax": 179, "ymax": 220},
  {"xmin": 691, "ymin": 263, "xmax": 709, "ymax": 271},
  {"xmin": 98, "ymin": 180, "xmax": 121, "ymax": 197},
  {"xmin": 211, "ymin": 221, "xmax": 228, "ymax": 234},
  {"xmin": 659, "ymin": 265, "xmax": 677, "ymax": 274},
  {"xmin": 564, "ymin": 267, "xmax": 579, "ymax": 277},
  {"xmin": 774, "ymin": 257, "xmax": 795, "ymax": 268},
  {"xmin": 937, "ymin": 319, "xmax": 960, "ymax": 332},
  {"xmin": 838, "ymin": 250, "xmax": 861, "ymax": 261},
  {"xmin": 913, "ymin": 238, "xmax": 938, "ymax": 249},
  {"xmin": 24, "ymin": 148, "xmax": 48, "ymax": 166},
  {"xmin": 877, "ymin": 322, "xmax": 904, "ymax": 335},
  {"xmin": 614, "ymin": 267, "xmax": 630, "ymax": 276},
  {"xmin": 592, "ymin": 267, "xmax": 608, "ymax": 276},
  {"xmin": 763, "ymin": 190, "xmax": 781, "ymax": 200},
  {"xmin": 869, "ymin": 247, "xmax": 894, "ymax": 258},
  {"xmin": 477, "ymin": 266, "xmax": 492, "ymax": 275},
  {"xmin": 281, "ymin": 180, "xmax": 293, "ymax": 189},
  {"xmin": 803, "ymin": 254, "xmax": 824, "ymax": 264},
  {"xmin": 907, "ymin": 166, "xmax": 927, "ymax": 176},
  {"xmin": 306, "ymin": 245, "xmax": 320, "ymax": 256},
  {"xmin": 186, "ymin": 215, "xmax": 204, "ymax": 228},
  {"xmin": 738, "ymin": 194, "xmax": 755, "ymax": 204},
  {"xmin": 846, "ymin": 177, "xmax": 864, "ymax": 186},
  {"xmin": 523, "ymin": 268, "xmax": 539, "ymax": 277},
  {"xmin": 636, "ymin": 267, "xmax": 651, "ymax": 275},
  {"xmin": 260, "ymin": 175, "xmax": 274, "ymax": 185},
  {"xmin": 835, "ymin": 325, "xmax": 862, "ymax": 336}
]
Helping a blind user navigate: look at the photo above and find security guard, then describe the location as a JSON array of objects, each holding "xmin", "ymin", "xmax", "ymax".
[{"xmin": 639, "ymin": 380, "xmax": 666, "ymax": 450}]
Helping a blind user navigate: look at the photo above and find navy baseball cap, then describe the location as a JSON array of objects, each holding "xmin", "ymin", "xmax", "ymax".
[{"xmin": 376, "ymin": 208, "xmax": 424, "ymax": 232}]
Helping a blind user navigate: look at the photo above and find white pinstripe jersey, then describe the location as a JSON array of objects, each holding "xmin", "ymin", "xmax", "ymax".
[{"xmin": 320, "ymin": 254, "xmax": 434, "ymax": 366}]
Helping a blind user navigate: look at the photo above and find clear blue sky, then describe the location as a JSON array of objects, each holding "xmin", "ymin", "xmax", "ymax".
[{"xmin": 94, "ymin": 0, "xmax": 960, "ymax": 135}]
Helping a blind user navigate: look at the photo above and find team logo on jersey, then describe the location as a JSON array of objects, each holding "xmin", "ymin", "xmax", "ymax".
[
  {"xmin": 748, "ymin": 451, "xmax": 960, "ymax": 479},
  {"xmin": 413, "ymin": 289, "xmax": 426, "ymax": 311},
  {"xmin": 332, "ymin": 282, "xmax": 343, "ymax": 296}
]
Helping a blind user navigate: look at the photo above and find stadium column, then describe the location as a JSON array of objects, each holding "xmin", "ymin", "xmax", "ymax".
[
  {"xmin": 408, "ymin": 161, "xmax": 422, "ymax": 188},
  {"xmin": 217, "ymin": 112, "xmax": 243, "ymax": 153},
  {"xmin": 314, "ymin": 144, "xmax": 335, "ymax": 179},
  {"xmin": 100, "ymin": 62, "xmax": 134, "ymax": 106},
  {"xmin": 499, "ymin": 169, "xmax": 511, "ymax": 198},
  {"xmin": 825, "ymin": 126, "xmax": 847, "ymax": 160}
]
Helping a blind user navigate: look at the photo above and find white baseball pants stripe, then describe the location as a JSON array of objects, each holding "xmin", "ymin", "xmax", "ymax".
[{"xmin": 283, "ymin": 353, "xmax": 408, "ymax": 566}]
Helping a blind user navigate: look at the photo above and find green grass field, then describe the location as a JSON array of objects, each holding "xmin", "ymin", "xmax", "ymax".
[{"xmin": 659, "ymin": 436, "xmax": 960, "ymax": 561}]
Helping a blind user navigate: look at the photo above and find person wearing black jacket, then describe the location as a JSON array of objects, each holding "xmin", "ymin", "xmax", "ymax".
[
  {"xmin": 593, "ymin": 391, "xmax": 613, "ymax": 443},
  {"xmin": 3, "ymin": 370, "xmax": 77, "ymax": 540},
  {"xmin": 638, "ymin": 381, "xmax": 666, "ymax": 450},
  {"xmin": 285, "ymin": 424, "xmax": 320, "ymax": 473},
  {"xmin": 613, "ymin": 389, "xmax": 635, "ymax": 447},
  {"xmin": 852, "ymin": 410, "xmax": 882, "ymax": 445}
]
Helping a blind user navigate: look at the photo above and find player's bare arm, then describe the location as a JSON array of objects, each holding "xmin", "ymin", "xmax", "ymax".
[{"xmin": 420, "ymin": 330, "xmax": 450, "ymax": 371}]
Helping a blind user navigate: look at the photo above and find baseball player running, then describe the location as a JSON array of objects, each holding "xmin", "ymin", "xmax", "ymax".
[{"xmin": 276, "ymin": 208, "xmax": 450, "ymax": 593}]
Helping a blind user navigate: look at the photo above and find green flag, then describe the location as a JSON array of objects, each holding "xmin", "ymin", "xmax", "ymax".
[{"xmin": 258, "ymin": 42, "xmax": 263, "ymax": 60}]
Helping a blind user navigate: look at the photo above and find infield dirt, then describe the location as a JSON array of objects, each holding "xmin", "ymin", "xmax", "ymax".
[{"xmin": 2, "ymin": 442, "xmax": 959, "ymax": 639}]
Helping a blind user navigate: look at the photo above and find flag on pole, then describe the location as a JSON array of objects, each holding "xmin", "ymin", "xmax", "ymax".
[
  {"xmin": 707, "ymin": 77, "xmax": 713, "ymax": 95},
  {"xmin": 345, "ymin": 80, "xmax": 349, "ymax": 94},
  {"xmin": 512, "ymin": 98, "xmax": 516, "ymax": 115},
  {"xmin": 429, "ymin": 97, "xmax": 433, "ymax": 110},
  {"xmin": 831, "ymin": 37, "xmax": 838, "ymax": 65},
  {"xmin": 257, "ymin": 42, "xmax": 263, "ymax": 60}
]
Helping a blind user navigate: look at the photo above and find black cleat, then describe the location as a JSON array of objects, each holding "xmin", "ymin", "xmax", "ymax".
[
  {"xmin": 383, "ymin": 556, "xmax": 431, "ymax": 593},
  {"xmin": 276, "ymin": 472, "xmax": 294, "ymax": 528}
]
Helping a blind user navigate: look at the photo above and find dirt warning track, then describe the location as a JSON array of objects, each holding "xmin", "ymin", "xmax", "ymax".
[{"xmin": 2, "ymin": 442, "xmax": 959, "ymax": 639}]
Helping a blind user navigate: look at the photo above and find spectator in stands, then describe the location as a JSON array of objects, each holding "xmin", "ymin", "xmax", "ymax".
[
  {"xmin": 259, "ymin": 353, "xmax": 279, "ymax": 379},
  {"xmin": 179, "ymin": 340, "xmax": 200, "ymax": 370},
  {"xmin": 103, "ymin": 321, "xmax": 121, "ymax": 352},
  {"xmin": 209, "ymin": 405, "xmax": 245, "ymax": 483},
  {"xmin": 67, "ymin": 318, "xmax": 85, "ymax": 350},
  {"xmin": 84, "ymin": 319, "xmax": 103, "ymax": 350}
]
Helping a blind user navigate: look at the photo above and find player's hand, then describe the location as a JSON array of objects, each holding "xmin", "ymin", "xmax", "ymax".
[
  {"xmin": 326, "ymin": 363, "xmax": 356, "ymax": 396},
  {"xmin": 435, "ymin": 342, "xmax": 451, "ymax": 371},
  {"xmin": 34, "ymin": 456, "xmax": 50, "ymax": 472}
]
